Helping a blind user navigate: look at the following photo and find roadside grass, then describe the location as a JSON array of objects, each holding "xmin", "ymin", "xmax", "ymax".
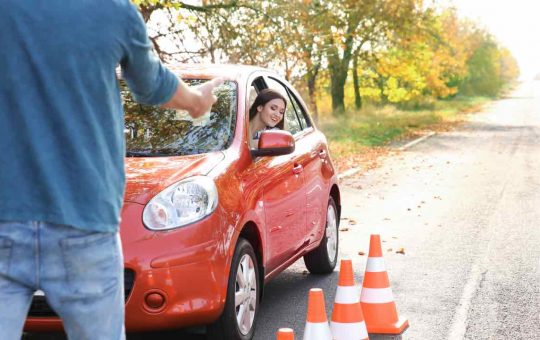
[{"xmin": 317, "ymin": 96, "xmax": 490, "ymax": 172}]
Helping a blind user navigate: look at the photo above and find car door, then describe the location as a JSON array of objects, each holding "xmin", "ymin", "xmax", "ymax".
[
  {"xmin": 283, "ymin": 84, "xmax": 328, "ymax": 245},
  {"xmin": 258, "ymin": 76, "xmax": 308, "ymax": 271}
]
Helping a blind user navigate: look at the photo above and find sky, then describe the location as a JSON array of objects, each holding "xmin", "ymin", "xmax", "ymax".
[{"xmin": 441, "ymin": 0, "xmax": 540, "ymax": 79}]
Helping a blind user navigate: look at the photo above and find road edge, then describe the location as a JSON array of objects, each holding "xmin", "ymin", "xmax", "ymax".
[{"xmin": 338, "ymin": 131, "xmax": 437, "ymax": 180}]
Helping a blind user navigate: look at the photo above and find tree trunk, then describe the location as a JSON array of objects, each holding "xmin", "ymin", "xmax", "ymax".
[
  {"xmin": 353, "ymin": 54, "xmax": 362, "ymax": 110},
  {"xmin": 377, "ymin": 76, "xmax": 387, "ymax": 103},
  {"xmin": 307, "ymin": 75, "xmax": 319, "ymax": 124},
  {"xmin": 327, "ymin": 19, "xmax": 358, "ymax": 115},
  {"xmin": 330, "ymin": 65, "xmax": 347, "ymax": 114}
]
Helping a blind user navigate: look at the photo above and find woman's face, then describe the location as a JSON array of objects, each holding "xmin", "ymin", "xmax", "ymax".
[{"xmin": 257, "ymin": 98, "xmax": 286, "ymax": 127}]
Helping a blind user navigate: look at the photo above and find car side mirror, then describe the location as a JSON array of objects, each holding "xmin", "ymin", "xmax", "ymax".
[{"xmin": 250, "ymin": 130, "xmax": 295, "ymax": 158}]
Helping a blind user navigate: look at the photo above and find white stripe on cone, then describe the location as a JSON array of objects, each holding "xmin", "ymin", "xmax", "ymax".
[
  {"xmin": 331, "ymin": 321, "xmax": 369, "ymax": 340},
  {"xmin": 334, "ymin": 286, "xmax": 360, "ymax": 304},
  {"xmin": 366, "ymin": 257, "xmax": 386, "ymax": 272},
  {"xmin": 303, "ymin": 322, "xmax": 332, "ymax": 340},
  {"xmin": 360, "ymin": 287, "xmax": 394, "ymax": 303}
]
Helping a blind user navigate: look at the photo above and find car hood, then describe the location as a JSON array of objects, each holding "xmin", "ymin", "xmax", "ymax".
[{"xmin": 123, "ymin": 152, "xmax": 224, "ymax": 204}]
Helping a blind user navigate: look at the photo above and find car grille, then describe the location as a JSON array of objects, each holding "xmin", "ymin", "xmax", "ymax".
[{"xmin": 27, "ymin": 268, "xmax": 135, "ymax": 317}]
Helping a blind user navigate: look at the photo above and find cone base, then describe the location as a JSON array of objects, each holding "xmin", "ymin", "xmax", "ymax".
[{"xmin": 366, "ymin": 316, "xmax": 409, "ymax": 335}]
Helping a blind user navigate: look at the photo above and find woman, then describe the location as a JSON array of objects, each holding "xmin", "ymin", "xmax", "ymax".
[{"xmin": 249, "ymin": 88, "xmax": 287, "ymax": 148}]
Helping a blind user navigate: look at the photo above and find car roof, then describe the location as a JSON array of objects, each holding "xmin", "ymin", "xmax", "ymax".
[{"xmin": 166, "ymin": 63, "xmax": 269, "ymax": 82}]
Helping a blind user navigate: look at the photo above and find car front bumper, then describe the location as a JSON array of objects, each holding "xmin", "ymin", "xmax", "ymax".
[{"xmin": 25, "ymin": 203, "xmax": 230, "ymax": 332}]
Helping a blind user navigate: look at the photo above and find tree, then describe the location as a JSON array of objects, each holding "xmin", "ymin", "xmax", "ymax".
[
  {"xmin": 132, "ymin": 0, "xmax": 519, "ymax": 113},
  {"xmin": 133, "ymin": 0, "xmax": 256, "ymax": 62},
  {"xmin": 323, "ymin": 0, "xmax": 421, "ymax": 113},
  {"xmin": 498, "ymin": 47, "xmax": 519, "ymax": 85},
  {"xmin": 371, "ymin": 8, "xmax": 470, "ymax": 104}
]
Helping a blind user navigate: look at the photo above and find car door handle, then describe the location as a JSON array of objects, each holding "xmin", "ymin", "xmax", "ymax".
[
  {"xmin": 270, "ymin": 226, "xmax": 282, "ymax": 233},
  {"xmin": 292, "ymin": 163, "xmax": 303, "ymax": 174},
  {"xmin": 318, "ymin": 150, "xmax": 327, "ymax": 159}
]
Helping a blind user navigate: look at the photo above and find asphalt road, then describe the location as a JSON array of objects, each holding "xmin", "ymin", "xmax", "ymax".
[{"xmin": 25, "ymin": 81, "xmax": 540, "ymax": 339}]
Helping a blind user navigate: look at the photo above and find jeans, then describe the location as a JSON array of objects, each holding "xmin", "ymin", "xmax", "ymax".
[{"xmin": 0, "ymin": 221, "xmax": 125, "ymax": 340}]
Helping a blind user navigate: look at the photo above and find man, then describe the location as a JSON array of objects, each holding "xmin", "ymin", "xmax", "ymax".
[{"xmin": 0, "ymin": 1, "xmax": 221, "ymax": 339}]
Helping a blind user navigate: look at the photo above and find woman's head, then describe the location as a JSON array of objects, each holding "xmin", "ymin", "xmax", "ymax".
[{"xmin": 249, "ymin": 89, "xmax": 287, "ymax": 129}]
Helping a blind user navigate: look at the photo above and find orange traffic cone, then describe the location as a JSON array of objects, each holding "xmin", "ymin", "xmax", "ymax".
[
  {"xmin": 303, "ymin": 288, "xmax": 332, "ymax": 340},
  {"xmin": 277, "ymin": 328, "xmax": 295, "ymax": 340},
  {"xmin": 330, "ymin": 259, "xmax": 369, "ymax": 340},
  {"xmin": 360, "ymin": 234, "xmax": 409, "ymax": 334}
]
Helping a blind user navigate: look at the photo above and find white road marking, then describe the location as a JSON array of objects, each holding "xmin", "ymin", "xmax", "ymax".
[
  {"xmin": 338, "ymin": 167, "xmax": 362, "ymax": 180},
  {"xmin": 446, "ymin": 261, "xmax": 486, "ymax": 340},
  {"xmin": 338, "ymin": 132, "xmax": 436, "ymax": 180},
  {"xmin": 398, "ymin": 132, "xmax": 436, "ymax": 151},
  {"xmin": 399, "ymin": 132, "xmax": 435, "ymax": 151}
]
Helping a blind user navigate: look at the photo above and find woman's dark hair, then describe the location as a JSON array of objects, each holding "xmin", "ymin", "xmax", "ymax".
[{"xmin": 249, "ymin": 88, "xmax": 287, "ymax": 129}]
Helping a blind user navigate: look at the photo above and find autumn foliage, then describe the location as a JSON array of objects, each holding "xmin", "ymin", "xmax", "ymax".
[{"xmin": 133, "ymin": 0, "xmax": 519, "ymax": 115}]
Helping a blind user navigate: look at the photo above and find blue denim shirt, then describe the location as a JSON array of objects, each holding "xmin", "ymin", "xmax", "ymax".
[{"xmin": 0, "ymin": 0, "xmax": 179, "ymax": 232}]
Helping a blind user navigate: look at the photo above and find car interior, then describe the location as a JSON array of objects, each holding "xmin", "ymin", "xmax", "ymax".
[{"xmin": 248, "ymin": 76, "xmax": 311, "ymax": 150}]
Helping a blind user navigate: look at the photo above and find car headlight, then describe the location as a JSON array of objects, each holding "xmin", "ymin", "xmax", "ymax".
[{"xmin": 143, "ymin": 176, "xmax": 218, "ymax": 230}]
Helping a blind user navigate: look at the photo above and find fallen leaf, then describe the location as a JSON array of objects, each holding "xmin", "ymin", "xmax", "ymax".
[
  {"xmin": 340, "ymin": 227, "xmax": 349, "ymax": 232},
  {"xmin": 358, "ymin": 251, "xmax": 365, "ymax": 256},
  {"xmin": 396, "ymin": 248, "xmax": 405, "ymax": 255},
  {"xmin": 348, "ymin": 219, "xmax": 357, "ymax": 225}
]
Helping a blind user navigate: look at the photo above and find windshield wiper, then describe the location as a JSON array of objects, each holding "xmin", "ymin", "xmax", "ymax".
[
  {"xmin": 126, "ymin": 150, "xmax": 162, "ymax": 157},
  {"xmin": 125, "ymin": 150, "xmax": 185, "ymax": 157}
]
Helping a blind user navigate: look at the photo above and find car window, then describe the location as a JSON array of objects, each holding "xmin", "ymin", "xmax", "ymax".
[
  {"xmin": 265, "ymin": 77, "xmax": 302, "ymax": 135},
  {"xmin": 286, "ymin": 88, "xmax": 311, "ymax": 130},
  {"xmin": 121, "ymin": 79, "xmax": 237, "ymax": 157},
  {"xmin": 248, "ymin": 84, "xmax": 258, "ymax": 109}
]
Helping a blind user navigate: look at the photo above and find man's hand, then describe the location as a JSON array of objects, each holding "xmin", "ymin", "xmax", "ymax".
[{"xmin": 162, "ymin": 77, "xmax": 225, "ymax": 118}]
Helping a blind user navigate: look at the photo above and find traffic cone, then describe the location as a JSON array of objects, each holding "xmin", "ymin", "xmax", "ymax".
[
  {"xmin": 330, "ymin": 259, "xmax": 369, "ymax": 340},
  {"xmin": 303, "ymin": 288, "xmax": 332, "ymax": 340},
  {"xmin": 277, "ymin": 328, "xmax": 294, "ymax": 340},
  {"xmin": 360, "ymin": 234, "xmax": 409, "ymax": 334}
]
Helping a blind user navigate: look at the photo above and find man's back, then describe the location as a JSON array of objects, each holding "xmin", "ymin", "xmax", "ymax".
[
  {"xmin": 0, "ymin": 0, "xmax": 177, "ymax": 232},
  {"xmin": 0, "ymin": 3, "xmax": 223, "ymax": 339}
]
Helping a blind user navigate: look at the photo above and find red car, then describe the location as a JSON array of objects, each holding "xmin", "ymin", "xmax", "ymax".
[{"xmin": 25, "ymin": 64, "xmax": 341, "ymax": 340}]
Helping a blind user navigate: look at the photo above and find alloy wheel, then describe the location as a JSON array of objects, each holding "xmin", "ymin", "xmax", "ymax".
[
  {"xmin": 234, "ymin": 254, "xmax": 257, "ymax": 335},
  {"xmin": 325, "ymin": 204, "xmax": 338, "ymax": 261}
]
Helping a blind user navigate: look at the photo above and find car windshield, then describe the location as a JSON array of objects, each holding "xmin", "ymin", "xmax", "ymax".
[{"xmin": 122, "ymin": 79, "xmax": 237, "ymax": 157}]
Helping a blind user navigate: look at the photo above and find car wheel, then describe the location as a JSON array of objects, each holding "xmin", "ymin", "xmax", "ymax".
[
  {"xmin": 207, "ymin": 238, "xmax": 260, "ymax": 340},
  {"xmin": 304, "ymin": 197, "xmax": 339, "ymax": 274}
]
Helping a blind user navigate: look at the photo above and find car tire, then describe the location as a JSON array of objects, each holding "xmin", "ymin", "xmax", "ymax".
[
  {"xmin": 207, "ymin": 238, "xmax": 260, "ymax": 340},
  {"xmin": 304, "ymin": 197, "xmax": 339, "ymax": 274}
]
